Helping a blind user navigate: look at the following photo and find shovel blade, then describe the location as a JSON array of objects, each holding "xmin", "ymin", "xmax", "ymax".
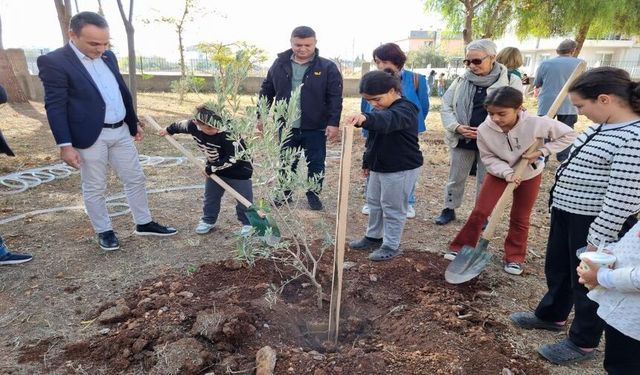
[
  {"xmin": 445, "ymin": 244, "xmax": 493, "ymax": 284},
  {"xmin": 245, "ymin": 206, "xmax": 281, "ymax": 244}
]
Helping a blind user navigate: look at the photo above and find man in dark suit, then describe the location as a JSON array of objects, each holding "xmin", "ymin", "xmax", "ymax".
[
  {"xmin": 0, "ymin": 84, "xmax": 33, "ymax": 265},
  {"xmin": 37, "ymin": 12, "xmax": 176, "ymax": 251}
]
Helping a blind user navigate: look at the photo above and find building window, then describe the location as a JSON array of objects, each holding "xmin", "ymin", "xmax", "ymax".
[{"xmin": 595, "ymin": 52, "xmax": 614, "ymax": 66}]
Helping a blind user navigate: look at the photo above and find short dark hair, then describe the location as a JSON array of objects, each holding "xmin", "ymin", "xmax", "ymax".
[
  {"xmin": 556, "ymin": 39, "xmax": 577, "ymax": 55},
  {"xmin": 359, "ymin": 69, "xmax": 402, "ymax": 95},
  {"xmin": 372, "ymin": 43, "xmax": 407, "ymax": 70},
  {"xmin": 484, "ymin": 86, "xmax": 523, "ymax": 109},
  {"xmin": 69, "ymin": 11, "xmax": 109, "ymax": 35},
  {"xmin": 291, "ymin": 26, "xmax": 316, "ymax": 39}
]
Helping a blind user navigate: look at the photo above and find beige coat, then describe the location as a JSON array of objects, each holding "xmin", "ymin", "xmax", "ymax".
[
  {"xmin": 441, "ymin": 63, "xmax": 523, "ymax": 149},
  {"xmin": 477, "ymin": 110, "xmax": 577, "ymax": 180}
]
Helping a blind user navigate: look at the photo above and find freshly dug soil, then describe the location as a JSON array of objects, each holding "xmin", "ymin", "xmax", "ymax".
[{"xmin": 19, "ymin": 248, "xmax": 548, "ymax": 374}]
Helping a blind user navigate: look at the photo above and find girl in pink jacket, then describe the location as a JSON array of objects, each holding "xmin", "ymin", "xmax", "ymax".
[{"xmin": 445, "ymin": 86, "xmax": 577, "ymax": 275}]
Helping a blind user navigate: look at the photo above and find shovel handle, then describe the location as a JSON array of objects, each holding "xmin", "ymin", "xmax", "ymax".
[
  {"xmin": 144, "ymin": 114, "xmax": 253, "ymax": 208},
  {"xmin": 482, "ymin": 60, "xmax": 587, "ymax": 239}
]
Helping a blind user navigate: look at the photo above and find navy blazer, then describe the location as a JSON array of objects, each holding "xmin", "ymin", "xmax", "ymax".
[{"xmin": 37, "ymin": 45, "xmax": 138, "ymax": 149}]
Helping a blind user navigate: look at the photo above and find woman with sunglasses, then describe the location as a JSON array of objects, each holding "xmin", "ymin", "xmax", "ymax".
[{"xmin": 434, "ymin": 39, "xmax": 523, "ymax": 228}]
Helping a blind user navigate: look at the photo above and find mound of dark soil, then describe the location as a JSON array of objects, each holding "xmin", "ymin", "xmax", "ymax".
[{"xmin": 19, "ymin": 250, "xmax": 548, "ymax": 374}]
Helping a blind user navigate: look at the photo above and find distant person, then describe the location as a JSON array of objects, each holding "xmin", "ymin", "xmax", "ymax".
[
  {"xmin": 434, "ymin": 39, "xmax": 522, "ymax": 227},
  {"xmin": 534, "ymin": 39, "xmax": 583, "ymax": 162},
  {"xmin": 428, "ymin": 70, "xmax": 437, "ymax": 93},
  {"xmin": 445, "ymin": 87, "xmax": 576, "ymax": 274},
  {"xmin": 258, "ymin": 26, "xmax": 343, "ymax": 211},
  {"xmin": 521, "ymin": 74, "xmax": 531, "ymax": 97},
  {"xmin": 437, "ymin": 73, "xmax": 446, "ymax": 96},
  {"xmin": 158, "ymin": 105, "xmax": 253, "ymax": 236},
  {"xmin": 496, "ymin": 47, "xmax": 524, "ymax": 92},
  {"xmin": 347, "ymin": 69, "xmax": 423, "ymax": 261},
  {"xmin": 0, "ymin": 84, "xmax": 33, "ymax": 265},
  {"xmin": 37, "ymin": 11, "xmax": 177, "ymax": 252},
  {"xmin": 360, "ymin": 43, "xmax": 429, "ymax": 219},
  {"xmin": 510, "ymin": 67, "xmax": 640, "ymax": 366}
]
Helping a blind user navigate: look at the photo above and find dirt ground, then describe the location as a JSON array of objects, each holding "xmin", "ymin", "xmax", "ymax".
[{"xmin": 0, "ymin": 93, "xmax": 605, "ymax": 374}]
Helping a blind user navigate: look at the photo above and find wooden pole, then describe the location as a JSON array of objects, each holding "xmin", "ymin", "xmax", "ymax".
[{"xmin": 328, "ymin": 125, "xmax": 354, "ymax": 343}]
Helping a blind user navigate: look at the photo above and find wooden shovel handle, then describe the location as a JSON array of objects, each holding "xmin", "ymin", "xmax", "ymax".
[
  {"xmin": 482, "ymin": 60, "xmax": 587, "ymax": 239},
  {"xmin": 143, "ymin": 114, "xmax": 253, "ymax": 208}
]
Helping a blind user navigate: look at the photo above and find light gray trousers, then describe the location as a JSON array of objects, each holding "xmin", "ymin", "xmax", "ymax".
[
  {"xmin": 444, "ymin": 147, "xmax": 486, "ymax": 209},
  {"xmin": 77, "ymin": 126, "xmax": 152, "ymax": 233},
  {"xmin": 365, "ymin": 167, "xmax": 421, "ymax": 250}
]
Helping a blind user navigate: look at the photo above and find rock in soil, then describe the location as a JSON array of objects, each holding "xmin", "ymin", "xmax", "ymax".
[
  {"xmin": 97, "ymin": 304, "xmax": 130, "ymax": 324},
  {"xmin": 255, "ymin": 345, "xmax": 277, "ymax": 375},
  {"xmin": 149, "ymin": 337, "xmax": 211, "ymax": 375}
]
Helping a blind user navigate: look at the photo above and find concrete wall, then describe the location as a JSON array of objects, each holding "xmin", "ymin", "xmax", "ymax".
[{"xmin": 30, "ymin": 74, "xmax": 363, "ymax": 102}]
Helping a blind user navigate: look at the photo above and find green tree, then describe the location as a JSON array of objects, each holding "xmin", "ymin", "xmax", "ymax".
[
  {"xmin": 424, "ymin": 0, "xmax": 515, "ymax": 44},
  {"xmin": 145, "ymin": 0, "xmax": 200, "ymax": 78},
  {"xmin": 407, "ymin": 48, "xmax": 449, "ymax": 68},
  {"xmin": 515, "ymin": 0, "xmax": 640, "ymax": 55},
  {"xmin": 116, "ymin": 0, "xmax": 137, "ymax": 109}
]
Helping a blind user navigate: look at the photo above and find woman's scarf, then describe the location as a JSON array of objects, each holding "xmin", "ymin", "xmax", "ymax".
[{"xmin": 454, "ymin": 62, "xmax": 503, "ymax": 126}]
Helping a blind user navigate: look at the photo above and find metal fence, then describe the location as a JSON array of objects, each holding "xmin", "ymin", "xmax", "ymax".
[{"xmin": 24, "ymin": 54, "xmax": 640, "ymax": 79}]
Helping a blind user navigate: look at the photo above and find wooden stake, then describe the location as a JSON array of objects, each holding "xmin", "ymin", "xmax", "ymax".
[{"xmin": 328, "ymin": 125, "xmax": 354, "ymax": 343}]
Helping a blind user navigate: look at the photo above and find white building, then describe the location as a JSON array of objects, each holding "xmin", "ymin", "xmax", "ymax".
[{"xmin": 495, "ymin": 35, "xmax": 640, "ymax": 78}]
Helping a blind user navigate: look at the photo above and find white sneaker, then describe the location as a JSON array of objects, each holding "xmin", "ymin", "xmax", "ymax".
[
  {"xmin": 195, "ymin": 220, "xmax": 215, "ymax": 234},
  {"xmin": 443, "ymin": 251, "xmax": 458, "ymax": 261},
  {"xmin": 240, "ymin": 225, "xmax": 253, "ymax": 237},
  {"xmin": 406, "ymin": 205, "xmax": 416, "ymax": 219},
  {"xmin": 504, "ymin": 262, "xmax": 523, "ymax": 275},
  {"xmin": 361, "ymin": 204, "xmax": 370, "ymax": 215}
]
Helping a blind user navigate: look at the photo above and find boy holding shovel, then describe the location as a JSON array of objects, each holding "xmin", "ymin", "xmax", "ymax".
[{"xmin": 158, "ymin": 105, "xmax": 254, "ymax": 235}]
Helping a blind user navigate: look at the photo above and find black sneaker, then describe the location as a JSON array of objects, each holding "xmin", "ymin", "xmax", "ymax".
[
  {"xmin": 134, "ymin": 221, "xmax": 178, "ymax": 237},
  {"xmin": 434, "ymin": 208, "xmax": 456, "ymax": 225},
  {"xmin": 306, "ymin": 192, "xmax": 323, "ymax": 211},
  {"xmin": 98, "ymin": 230, "xmax": 120, "ymax": 251},
  {"xmin": 274, "ymin": 190, "xmax": 293, "ymax": 207},
  {"xmin": 0, "ymin": 252, "xmax": 33, "ymax": 265}
]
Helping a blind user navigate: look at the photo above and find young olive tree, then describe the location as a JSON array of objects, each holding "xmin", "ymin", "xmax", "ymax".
[{"xmin": 202, "ymin": 43, "xmax": 333, "ymax": 309}]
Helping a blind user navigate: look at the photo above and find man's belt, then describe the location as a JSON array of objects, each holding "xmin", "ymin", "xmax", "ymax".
[{"xmin": 103, "ymin": 120, "xmax": 124, "ymax": 129}]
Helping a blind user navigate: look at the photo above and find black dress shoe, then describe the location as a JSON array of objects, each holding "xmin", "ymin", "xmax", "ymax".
[
  {"xmin": 134, "ymin": 221, "xmax": 178, "ymax": 236},
  {"xmin": 434, "ymin": 208, "xmax": 456, "ymax": 225},
  {"xmin": 98, "ymin": 230, "xmax": 120, "ymax": 251}
]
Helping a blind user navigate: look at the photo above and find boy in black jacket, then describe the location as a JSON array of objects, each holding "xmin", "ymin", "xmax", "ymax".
[
  {"xmin": 347, "ymin": 70, "xmax": 423, "ymax": 261},
  {"xmin": 159, "ymin": 105, "xmax": 253, "ymax": 235}
]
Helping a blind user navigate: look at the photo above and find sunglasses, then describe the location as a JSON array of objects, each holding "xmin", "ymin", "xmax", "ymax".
[{"xmin": 463, "ymin": 55, "xmax": 490, "ymax": 66}]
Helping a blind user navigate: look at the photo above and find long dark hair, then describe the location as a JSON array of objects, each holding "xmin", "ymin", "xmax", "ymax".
[
  {"xmin": 484, "ymin": 86, "xmax": 523, "ymax": 109},
  {"xmin": 569, "ymin": 67, "xmax": 640, "ymax": 115},
  {"xmin": 359, "ymin": 69, "xmax": 402, "ymax": 96}
]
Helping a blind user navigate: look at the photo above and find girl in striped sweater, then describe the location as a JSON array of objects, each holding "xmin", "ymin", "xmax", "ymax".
[{"xmin": 510, "ymin": 67, "xmax": 640, "ymax": 367}]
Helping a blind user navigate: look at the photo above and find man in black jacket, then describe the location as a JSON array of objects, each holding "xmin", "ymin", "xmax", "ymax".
[
  {"xmin": 258, "ymin": 26, "xmax": 343, "ymax": 210},
  {"xmin": 0, "ymin": 84, "xmax": 34, "ymax": 265}
]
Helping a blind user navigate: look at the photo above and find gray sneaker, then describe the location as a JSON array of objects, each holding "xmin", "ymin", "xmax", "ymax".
[
  {"xmin": 510, "ymin": 311, "xmax": 564, "ymax": 331},
  {"xmin": 348, "ymin": 236, "xmax": 382, "ymax": 250}
]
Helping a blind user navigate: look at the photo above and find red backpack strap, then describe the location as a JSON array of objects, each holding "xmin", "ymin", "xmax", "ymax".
[{"xmin": 412, "ymin": 72, "xmax": 419, "ymax": 95}]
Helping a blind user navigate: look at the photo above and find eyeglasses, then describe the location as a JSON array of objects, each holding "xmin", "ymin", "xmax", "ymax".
[{"xmin": 463, "ymin": 55, "xmax": 490, "ymax": 66}]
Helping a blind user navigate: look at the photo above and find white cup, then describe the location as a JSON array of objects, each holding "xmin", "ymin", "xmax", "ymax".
[{"xmin": 578, "ymin": 251, "xmax": 617, "ymax": 289}]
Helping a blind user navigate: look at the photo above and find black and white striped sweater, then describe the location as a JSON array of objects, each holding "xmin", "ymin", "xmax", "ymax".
[{"xmin": 552, "ymin": 119, "xmax": 640, "ymax": 246}]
